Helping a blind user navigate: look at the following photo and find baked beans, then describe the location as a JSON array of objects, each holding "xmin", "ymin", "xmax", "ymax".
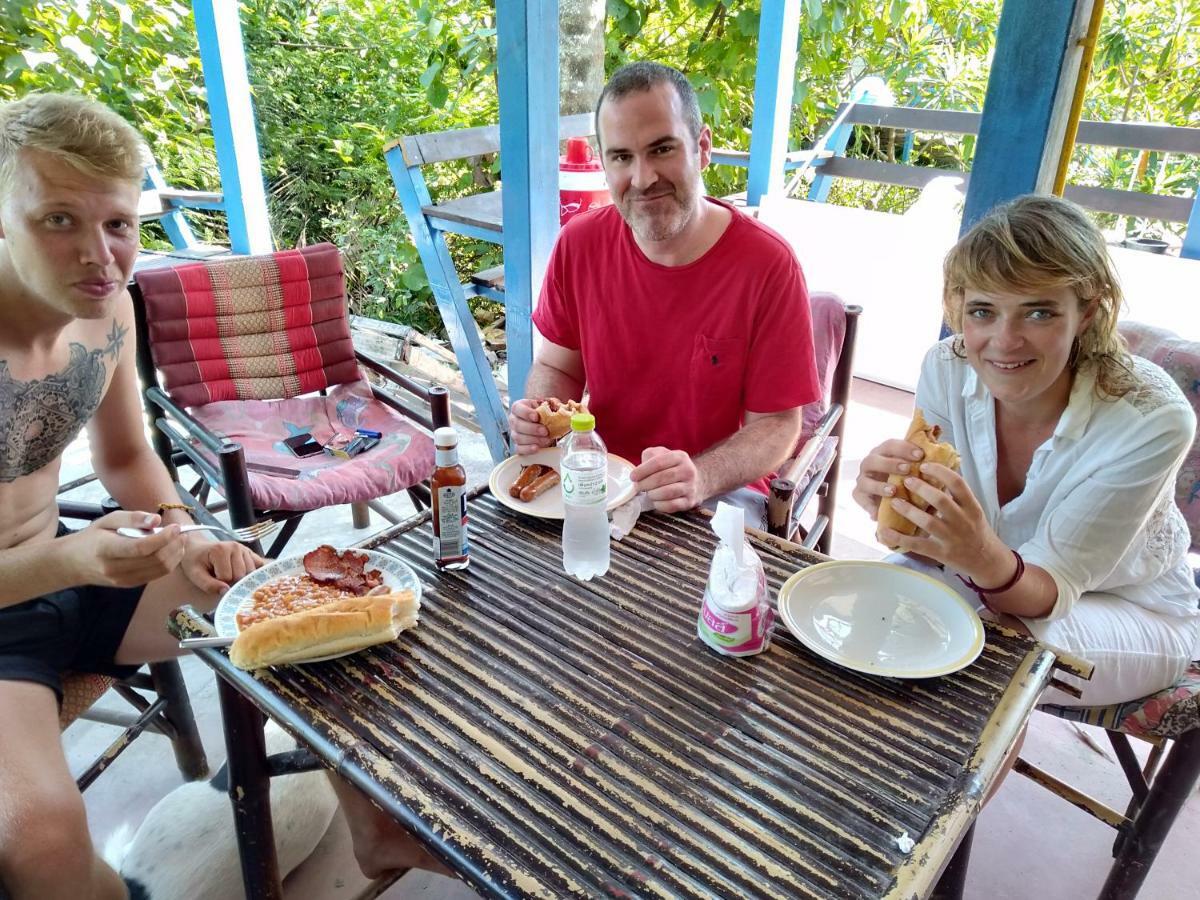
[{"xmin": 236, "ymin": 574, "xmax": 361, "ymax": 629}]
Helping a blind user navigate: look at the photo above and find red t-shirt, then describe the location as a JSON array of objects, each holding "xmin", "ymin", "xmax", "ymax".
[{"xmin": 532, "ymin": 198, "xmax": 819, "ymax": 494}]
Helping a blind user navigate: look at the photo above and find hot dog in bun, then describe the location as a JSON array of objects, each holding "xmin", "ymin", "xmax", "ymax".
[
  {"xmin": 535, "ymin": 398, "xmax": 588, "ymax": 440},
  {"xmin": 876, "ymin": 409, "xmax": 961, "ymax": 548}
]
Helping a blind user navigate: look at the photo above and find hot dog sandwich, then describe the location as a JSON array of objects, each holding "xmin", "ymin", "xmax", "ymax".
[
  {"xmin": 876, "ymin": 409, "xmax": 961, "ymax": 548},
  {"xmin": 229, "ymin": 590, "xmax": 419, "ymax": 670},
  {"xmin": 535, "ymin": 398, "xmax": 588, "ymax": 440}
]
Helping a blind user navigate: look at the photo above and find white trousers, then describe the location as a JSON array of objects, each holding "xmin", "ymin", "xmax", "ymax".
[{"xmin": 888, "ymin": 554, "xmax": 1200, "ymax": 707}]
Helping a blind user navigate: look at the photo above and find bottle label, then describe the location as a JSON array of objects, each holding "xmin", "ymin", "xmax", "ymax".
[
  {"xmin": 697, "ymin": 589, "xmax": 774, "ymax": 656},
  {"xmin": 434, "ymin": 485, "xmax": 469, "ymax": 559},
  {"xmin": 561, "ymin": 467, "xmax": 607, "ymax": 507}
]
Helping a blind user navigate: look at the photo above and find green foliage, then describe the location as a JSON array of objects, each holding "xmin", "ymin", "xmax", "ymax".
[{"xmin": 3, "ymin": 0, "xmax": 1198, "ymax": 331}]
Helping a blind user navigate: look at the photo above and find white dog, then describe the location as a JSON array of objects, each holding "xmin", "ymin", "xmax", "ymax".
[{"xmin": 105, "ymin": 721, "xmax": 338, "ymax": 900}]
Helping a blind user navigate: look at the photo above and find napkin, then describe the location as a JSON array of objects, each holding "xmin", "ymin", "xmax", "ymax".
[{"xmin": 610, "ymin": 492, "xmax": 654, "ymax": 541}]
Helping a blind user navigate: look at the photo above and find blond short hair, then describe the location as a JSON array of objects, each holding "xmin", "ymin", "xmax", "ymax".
[
  {"xmin": 943, "ymin": 194, "xmax": 1135, "ymax": 398},
  {"xmin": 0, "ymin": 93, "xmax": 145, "ymax": 200}
]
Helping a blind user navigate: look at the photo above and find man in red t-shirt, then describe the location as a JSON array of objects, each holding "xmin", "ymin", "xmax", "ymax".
[{"xmin": 510, "ymin": 62, "xmax": 819, "ymax": 524}]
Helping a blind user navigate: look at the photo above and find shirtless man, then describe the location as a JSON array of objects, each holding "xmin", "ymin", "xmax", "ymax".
[{"xmin": 0, "ymin": 94, "xmax": 261, "ymax": 900}]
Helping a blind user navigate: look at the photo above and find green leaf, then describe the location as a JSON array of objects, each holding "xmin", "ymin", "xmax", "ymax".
[
  {"xmin": 805, "ymin": 0, "xmax": 823, "ymax": 22},
  {"xmin": 402, "ymin": 267, "xmax": 427, "ymax": 290},
  {"xmin": 426, "ymin": 78, "xmax": 449, "ymax": 109},
  {"xmin": 419, "ymin": 59, "xmax": 442, "ymax": 88}
]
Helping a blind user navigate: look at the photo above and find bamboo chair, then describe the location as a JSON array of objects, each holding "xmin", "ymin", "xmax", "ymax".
[
  {"xmin": 1015, "ymin": 320, "xmax": 1200, "ymax": 899},
  {"xmin": 55, "ymin": 489, "xmax": 208, "ymax": 791},
  {"xmin": 766, "ymin": 292, "xmax": 862, "ymax": 554}
]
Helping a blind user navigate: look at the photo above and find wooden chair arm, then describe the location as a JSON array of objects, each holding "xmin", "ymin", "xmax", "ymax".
[
  {"xmin": 767, "ymin": 404, "xmax": 844, "ymax": 539},
  {"xmin": 356, "ymin": 350, "xmax": 450, "ymax": 429}
]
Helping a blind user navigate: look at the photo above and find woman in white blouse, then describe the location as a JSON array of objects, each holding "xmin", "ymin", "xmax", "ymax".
[{"xmin": 853, "ymin": 195, "xmax": 1199, "ymax": 706}]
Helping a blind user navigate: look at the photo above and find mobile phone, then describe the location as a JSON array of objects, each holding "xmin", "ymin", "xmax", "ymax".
[{"xmin": 282, "ymin": 433, "xmax": 323, "ymax": 457}]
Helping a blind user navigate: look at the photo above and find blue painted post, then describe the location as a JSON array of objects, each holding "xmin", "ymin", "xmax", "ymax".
[
  {"xmin": 384, "ymin": 147, "xmax": 512, "ymax": 463},
  {"xmin": 143, "ymin": 164, "xmax": 199, "ymax": 250},
  {"xmin": 191, "ymin": 1, "xmax": 272, "ymax": 255},
  {"xmin": 959, "ymin": 0, "xmax": 1081, "ymax": 233},
  {"xmin": 1181, "ymin": 192, "xmax": 1200, "ymax": 260},
  {"xmin": 495, "ymin": 0, "xmax": 559, "ymax": 411},
  {"xmin": 808, "ymin": 78, "xmax": 891, "ymax": 203},
  {"xmin": 746, "ymin": 0, "xmax": 802, "ymax": 205}
]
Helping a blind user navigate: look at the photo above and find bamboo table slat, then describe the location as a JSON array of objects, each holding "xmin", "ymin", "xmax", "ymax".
[{"xmin": 172, "ymin": 489, "xmax": 1057, "ymax": 899}]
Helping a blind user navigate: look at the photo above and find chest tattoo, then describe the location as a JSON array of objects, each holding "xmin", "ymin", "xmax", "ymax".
[{"xmin": 0, "ymin": 319, "xmax": 128, "ymax": 482}]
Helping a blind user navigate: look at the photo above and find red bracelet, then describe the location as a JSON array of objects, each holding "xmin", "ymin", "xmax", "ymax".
[{"xmin": 958, "ymin": 550, "xmax": 1025, "ymax": 600}]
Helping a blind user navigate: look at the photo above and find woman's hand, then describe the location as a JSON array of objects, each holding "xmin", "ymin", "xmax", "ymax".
[
  {"xmin": 878, "ymin": 462, "xmax": 1014, "ymax": 586},
  {"xmin": 852, "ymin": 438, "xmax": 925, "ymax": 520}
]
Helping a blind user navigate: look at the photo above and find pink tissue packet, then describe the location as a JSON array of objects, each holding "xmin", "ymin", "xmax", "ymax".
[{"xmin": 697, "ymin": 502, "xmax": 774, "ymax": 656}]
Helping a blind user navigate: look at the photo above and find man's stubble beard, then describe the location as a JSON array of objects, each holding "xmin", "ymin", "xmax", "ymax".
[{"xmin": 621, "ymin": 181, "xmax": 701, "ymax": 244}]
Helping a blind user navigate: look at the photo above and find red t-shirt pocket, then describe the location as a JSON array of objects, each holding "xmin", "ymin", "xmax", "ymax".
[{"xmin": 690, "ymin": 334, "xmax": 747, "ymax": 451}]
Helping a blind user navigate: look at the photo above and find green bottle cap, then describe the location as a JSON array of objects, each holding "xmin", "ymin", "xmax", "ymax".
[{"xmin": 570, "ymin": 412, "xmax": 595, "ymax": 431}]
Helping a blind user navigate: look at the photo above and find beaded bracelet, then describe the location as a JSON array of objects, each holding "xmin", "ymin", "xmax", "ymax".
[{"xmin": 958, "ymin": 549, "xmax": 1025, "ymax": 602}]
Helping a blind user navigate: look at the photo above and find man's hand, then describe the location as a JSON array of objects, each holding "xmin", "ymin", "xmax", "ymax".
[
  {"xmin": 62, "ymin": 510, "xmax": 188, "ymax": 588},
  {"xmin": 631, "ymin": 446, "xmax": 707, "ymax": 514},
  {"xmin": 509, "ymin": 398, "xmax": 555, "ymax": 455},
  {"xmin": 180, "ymin": 535, "xmax": 265, "ymax": 595}
]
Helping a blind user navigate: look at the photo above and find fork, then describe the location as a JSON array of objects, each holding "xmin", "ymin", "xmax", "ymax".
[{"xmin": 115, "ymin": 520, "xmax": 281, "ymax": 543}]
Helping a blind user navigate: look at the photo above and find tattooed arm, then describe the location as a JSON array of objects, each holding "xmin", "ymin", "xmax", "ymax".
[
  {"xmin": 87, "ymin": 295, "xmax": 261, "ymax": 594},
  {"xmin": 85, "ymin": 297, "xmax": 192, "ymax": 524}
]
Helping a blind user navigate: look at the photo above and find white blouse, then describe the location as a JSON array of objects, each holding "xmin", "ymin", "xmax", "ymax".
[{"xmin": 916, "ymin": 339, "xmax": 1200, "ymax": 621}]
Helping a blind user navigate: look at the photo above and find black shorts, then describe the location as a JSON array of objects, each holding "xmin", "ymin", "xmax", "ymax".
[{"xmin": 0, "ymin": 523, "xmax": 144, "ymax": 702}]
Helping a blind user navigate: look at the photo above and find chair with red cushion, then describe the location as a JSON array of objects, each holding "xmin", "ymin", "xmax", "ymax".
[
  {"xmin": 766, "ymin": 292, "xmax": 862, "ymax": 554},
  {"xmin": 132, "ymin": 243, "xmax": 449, "ymax": 555},
  {"xmin": 1015, "ymin": 320, "xmax": 1200, "ymax": 900}
]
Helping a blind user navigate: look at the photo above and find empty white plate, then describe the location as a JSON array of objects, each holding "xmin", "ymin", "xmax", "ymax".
[{"xmin": 777, "ymin": 560, "xmax": 984, "ymax": 678}]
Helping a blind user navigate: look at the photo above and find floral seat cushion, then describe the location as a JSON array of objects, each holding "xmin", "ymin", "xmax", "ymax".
[
  {"xmin": 800, "ymin": 291, "xmax": 848, "ymax": 441},
  {"xmin": 1118, "ymin": 321, "xmax": 1200, "ymax": 551},
  {"xmin": 1040, "ymin": 660, "xmax": 1200, "ymax": 741},
  {"xmin": 59, "ymin": 672, "xmax": 115, "ymax": 730},
  {"xmin": 190, "ymin": 379, "xmax": 435, "ymax": 511}
]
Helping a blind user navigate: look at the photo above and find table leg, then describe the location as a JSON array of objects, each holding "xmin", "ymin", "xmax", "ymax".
[
  {"xmin": 1100, "ymin": 729, "xmax": 1200, "ymax": 900},
  {"xmin": 217, "ymin": 678, "xmax": 282, "ymax": 899},
  {"xmin": 930, "ymin": 822, "xmax": 975, "ymax": 899}
]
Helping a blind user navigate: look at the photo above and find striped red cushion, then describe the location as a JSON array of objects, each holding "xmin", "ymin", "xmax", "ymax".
[{"xmin": 134, "ymin": 243, "xmax": 360, "ymax": 407}]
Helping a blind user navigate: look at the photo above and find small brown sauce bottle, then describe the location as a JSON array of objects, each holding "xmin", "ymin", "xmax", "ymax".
[{"xmin": 431, "ymin": 426, "xmax": 469, "ymax": 570}]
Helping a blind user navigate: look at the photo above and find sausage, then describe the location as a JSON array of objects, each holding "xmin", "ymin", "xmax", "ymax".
[
  {"xmin": 509, "ymin": 464, "xmax": 547, "ymax": 498},
  {"xmin": 519, "ymin": 467, "xmax": 560, "ymax": 502}
]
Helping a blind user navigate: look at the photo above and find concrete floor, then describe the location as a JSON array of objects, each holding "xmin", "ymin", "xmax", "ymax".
[{"xmin": 58, "ymin": 375, "xmax": 1199, "ymax": 899}]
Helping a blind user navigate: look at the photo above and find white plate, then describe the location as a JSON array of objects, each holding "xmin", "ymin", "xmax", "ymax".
[
  {"xmin": 777, "ymin": 560, "xmax": 984, "ymax": 678},
  {"xmin": 489, "ymin": 447, "xmax": 637, "ymax": 519},
  {"xmin": 213, "ymin": 548, "xmax": 422, "ymax": 663}
]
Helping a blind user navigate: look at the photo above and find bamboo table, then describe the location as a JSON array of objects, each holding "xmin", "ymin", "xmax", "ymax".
[{"xmin": 171, "ymin": 488, "xmax": 1060, "ymax": 899}]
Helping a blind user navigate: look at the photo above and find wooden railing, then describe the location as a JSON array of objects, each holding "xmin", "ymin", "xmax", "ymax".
[{"xmin": 813, "ymin": 103, "xmax": 1200, "ymax": 257}]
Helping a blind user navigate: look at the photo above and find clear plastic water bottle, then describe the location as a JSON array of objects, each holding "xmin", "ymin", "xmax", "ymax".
[{"xmin": 560, "ymin": 412, "xmax": 610, "ymax": 580}]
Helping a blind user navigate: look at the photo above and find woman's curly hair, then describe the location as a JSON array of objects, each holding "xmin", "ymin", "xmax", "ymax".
[{"xmin": 942, "ymin": 194, "xmax": 1136, "ymax": 398}]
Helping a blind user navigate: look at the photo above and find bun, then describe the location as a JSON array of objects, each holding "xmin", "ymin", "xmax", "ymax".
[
  {"xmin": 535, "ymin": 398, "xmax": 588, "ymax": 440},
  {"xmin": 876, "ymin": 409, "xmax": 960, "ymax": 548},
  {"xmin": 229, "ymin": 591, "xmax": 419, "ymax": 670}
]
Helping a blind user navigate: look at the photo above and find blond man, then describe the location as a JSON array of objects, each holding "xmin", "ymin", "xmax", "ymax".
[{"xmin": 0, "ymin": 93, "xmax": 261, "ymax": 900}]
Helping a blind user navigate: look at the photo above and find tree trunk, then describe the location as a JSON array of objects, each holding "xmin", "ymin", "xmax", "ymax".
[{"xmin": 559, "ymin": 0, "xmax": 606, "ymax": 116}]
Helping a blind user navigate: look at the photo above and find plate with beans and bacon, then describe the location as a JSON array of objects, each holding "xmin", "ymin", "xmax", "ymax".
[{"xmin": 213, "ymin": 545, "xmax": 422, "ymax": 663}]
